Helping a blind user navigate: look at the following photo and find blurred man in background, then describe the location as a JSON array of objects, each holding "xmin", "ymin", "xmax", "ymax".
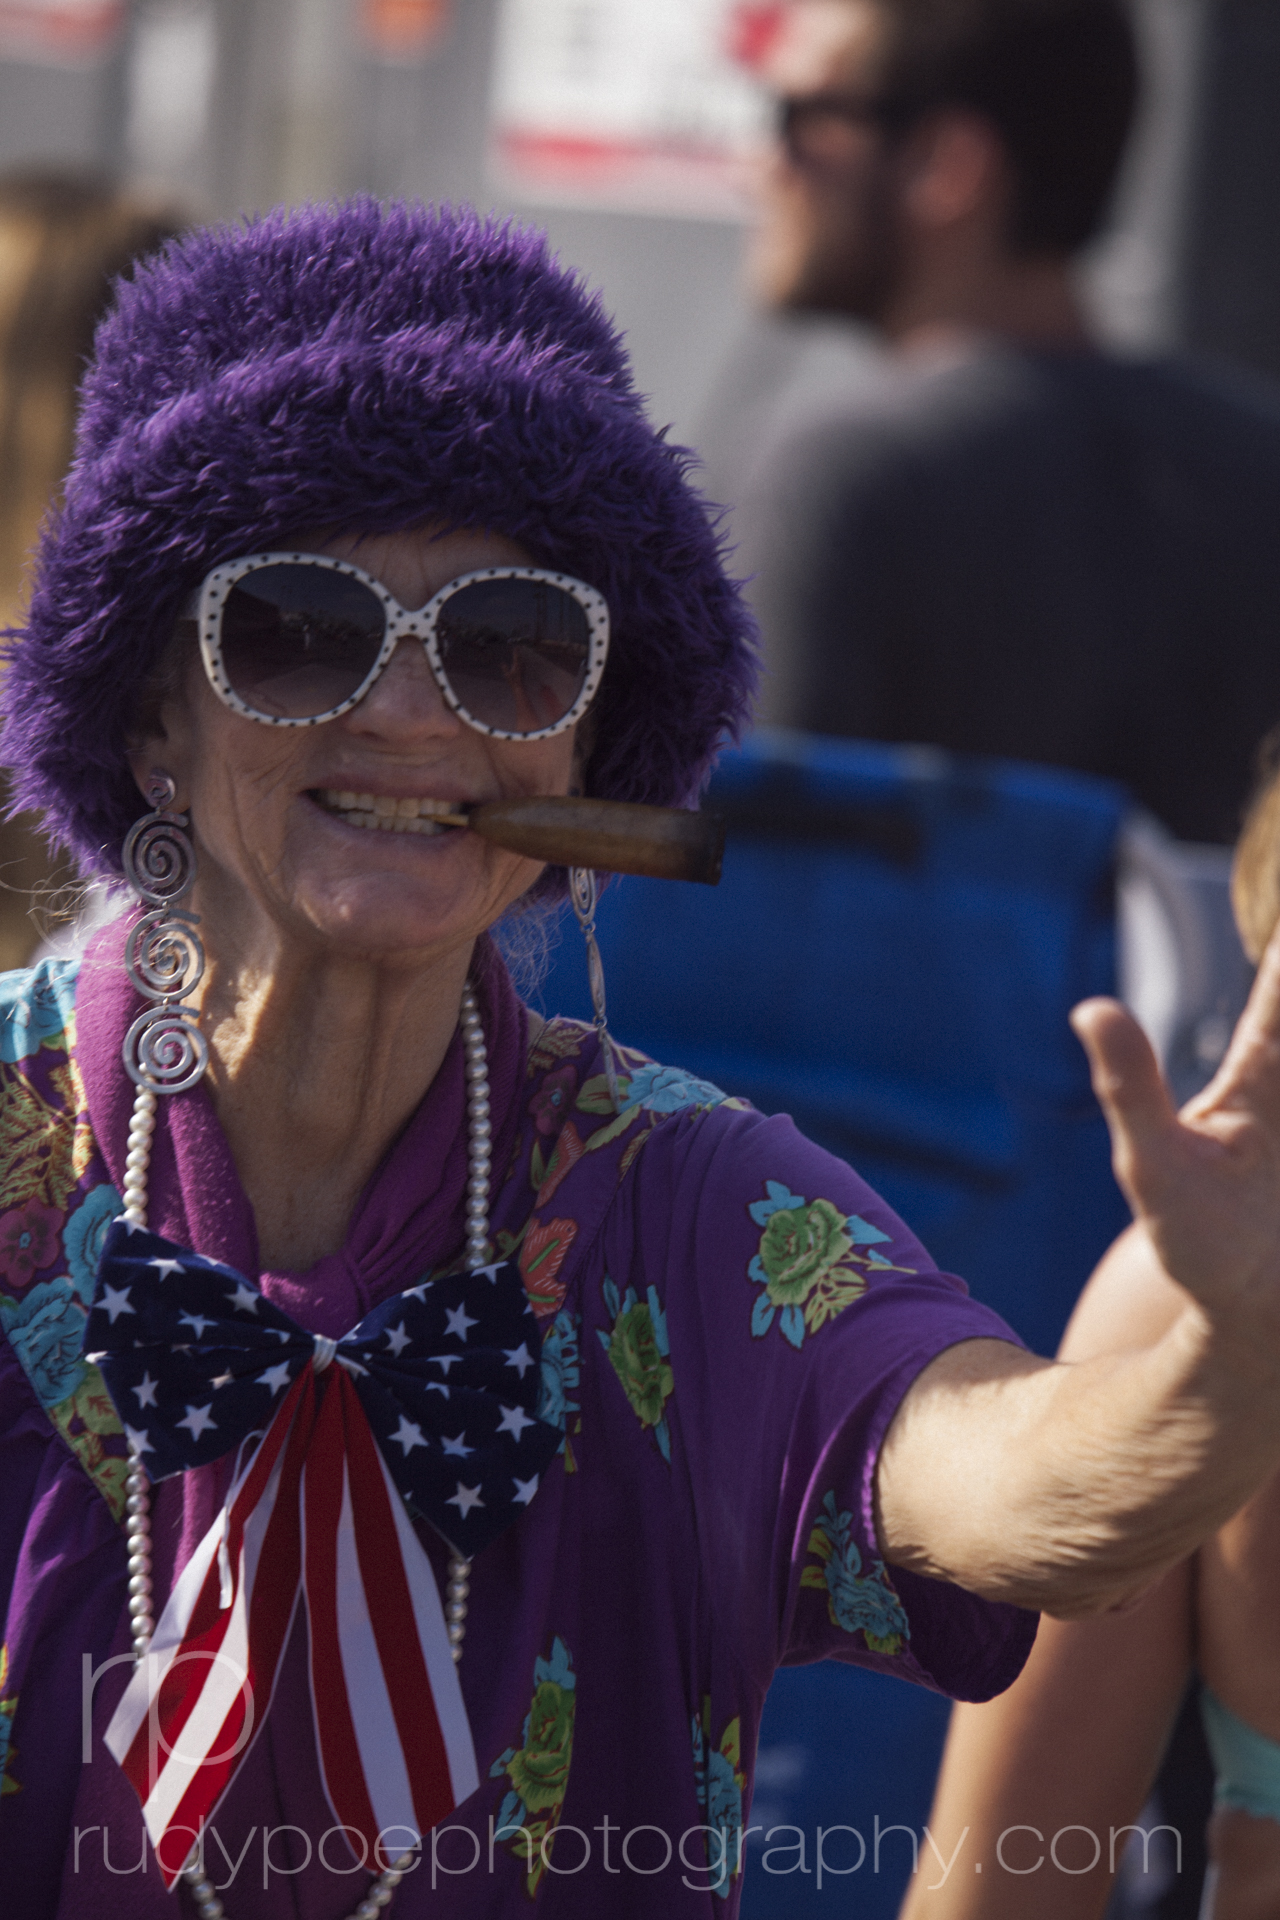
[{"xmin": 744, "ymin": 0, "xmax": 1280, "ymax": 849}]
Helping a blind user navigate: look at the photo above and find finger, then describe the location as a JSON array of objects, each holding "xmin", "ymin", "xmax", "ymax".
[
  {"xmin": 1195, "ymin": 916, "xmax": 1280, "ymax": 1129},
  {"xmin": 1070, "ymin": 997, "xmax": 1180, "ymax": 1207}
]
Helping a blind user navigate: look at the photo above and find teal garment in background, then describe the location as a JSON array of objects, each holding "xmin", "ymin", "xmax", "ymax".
[{"xmin": 1202, "ymin": 1686, "xmax": 1280, "ymax": 1821}]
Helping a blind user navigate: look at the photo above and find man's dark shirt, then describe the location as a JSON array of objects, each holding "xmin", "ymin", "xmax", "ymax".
[{"xmin": 747, "ymin": 343, "xmax": 1280, "ymax": 843}]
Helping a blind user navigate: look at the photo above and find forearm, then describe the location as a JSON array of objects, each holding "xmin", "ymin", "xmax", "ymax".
[{"xmin": 877, "ymin": 1310, "xmax": 1280, "ymax": 1616}]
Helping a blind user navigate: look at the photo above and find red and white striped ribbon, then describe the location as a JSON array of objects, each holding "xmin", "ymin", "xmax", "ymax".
[{"xmin": 105, "ymin": 1366, "xmax": 478, "ymax": 1887}]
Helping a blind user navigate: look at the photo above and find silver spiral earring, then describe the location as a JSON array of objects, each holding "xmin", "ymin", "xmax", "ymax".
[
  {"xmin": 121, "ymin": 770, "xmax": 209, "ymax": 1098},
  {"xmin": 569, "ymin": 866, "xmax": 621, "ymax": 1112}
]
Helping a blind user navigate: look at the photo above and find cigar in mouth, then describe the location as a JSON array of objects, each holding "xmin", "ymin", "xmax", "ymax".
[{"xmin": 434, "ymin": 795, "xmax": 724, "ymax": 885}]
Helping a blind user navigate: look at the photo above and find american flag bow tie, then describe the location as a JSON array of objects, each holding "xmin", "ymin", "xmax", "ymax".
[{"xmin": 85, "ymin": 1220, "xmax": 562, "ymax": 1885}]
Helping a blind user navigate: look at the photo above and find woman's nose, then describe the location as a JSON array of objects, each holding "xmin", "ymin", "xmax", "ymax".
[{"xmin": 343, "ymin": 636, "xmax": 461, "ymax": 738}]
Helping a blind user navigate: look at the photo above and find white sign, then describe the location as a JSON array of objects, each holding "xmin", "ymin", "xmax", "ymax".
[{"xmin": 489, "ymin": 0, "xmax": 777, "ymax": 221}]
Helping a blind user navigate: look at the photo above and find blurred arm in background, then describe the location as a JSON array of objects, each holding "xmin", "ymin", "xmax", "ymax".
[{"xmin": 898, "ymin": 1225, "xmax": 1195, "ymax": 1920}]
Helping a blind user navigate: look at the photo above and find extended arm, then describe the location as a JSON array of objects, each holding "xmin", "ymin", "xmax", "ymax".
[{"xmin": 876, "ymin": 938, "xmax": 1280, "ymax": 1617}]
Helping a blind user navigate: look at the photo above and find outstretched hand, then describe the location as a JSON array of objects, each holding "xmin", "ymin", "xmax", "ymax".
[{"xmin": 1072, "ymin": 921, "xmax": 1280, "ymax": 1333}]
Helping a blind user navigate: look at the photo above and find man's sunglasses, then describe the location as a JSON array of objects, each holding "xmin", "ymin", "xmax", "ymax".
[
  {"xmin": 192, "ymin": 553, "xmax": 610, "ymax": 741},
  {"xmin": 778, "ymin": 91, "xmax": 919, "ymax": 165}
]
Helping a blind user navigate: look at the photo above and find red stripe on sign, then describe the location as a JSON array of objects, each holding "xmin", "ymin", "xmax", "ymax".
[
  {"xmin": 343, "ymin": 1374, "xmax": 454, "ymax": 1832},
  {"xmin": 304, "ymin": 1377, "xmax": 381, "ymax": 1849}
]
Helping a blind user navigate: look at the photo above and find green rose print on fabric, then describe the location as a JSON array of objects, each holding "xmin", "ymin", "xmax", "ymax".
[
  {"xmin": 691, "ymin": 1699, "xmax": 747, "ymax": 1900},
  {"xmin": 748, "ymin": 1181, "xmax": 914, "ymax": 1348},
  {"xmin": 801, "ymin": 1491, "xmax": 910, "ymax": 1654},
  {"xmin": 598, "ymin": 1275, "xmax": 673, "ymax": 1462},
  {"xmin": 490, "ymin": 1636, "xmax": 576, "ymax": 1897}
]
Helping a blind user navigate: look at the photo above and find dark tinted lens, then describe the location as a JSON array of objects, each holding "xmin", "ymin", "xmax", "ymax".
[
  {"xmin": 219, "ymin": 564, "xmax": 386, "ymax": 719},
  {"xmin": 434, "ymin": 579, "xmax": 591, "ymax": 734}
]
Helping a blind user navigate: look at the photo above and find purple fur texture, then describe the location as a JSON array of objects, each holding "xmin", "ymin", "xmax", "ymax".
[{"xmin": 1, "ymin": 199, "xmax": 758, "ymax": 878}]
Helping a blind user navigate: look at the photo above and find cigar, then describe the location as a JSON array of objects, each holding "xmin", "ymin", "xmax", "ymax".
[{"xmin": 434, "ymin": 796, "xmax": 724, "ymax": 884}]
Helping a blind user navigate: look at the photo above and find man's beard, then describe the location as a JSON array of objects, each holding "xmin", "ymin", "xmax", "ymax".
[{"xmin": 779, "ymin": 168, "xmax": 903, "ymax": 325}]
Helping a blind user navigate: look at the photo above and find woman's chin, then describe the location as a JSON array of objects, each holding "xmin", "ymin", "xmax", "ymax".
[{"xmin": 282, "ymin": 865, "xmax": 512, "ymax": 962}]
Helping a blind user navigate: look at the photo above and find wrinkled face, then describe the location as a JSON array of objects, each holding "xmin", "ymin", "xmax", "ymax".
[
  {"xmin": 132, "ymin": 525, "xmax": 584, "ymax": 967},
  {"xmin": 749, "ymin": 0, "xmax": 904, "ymax": 319}
]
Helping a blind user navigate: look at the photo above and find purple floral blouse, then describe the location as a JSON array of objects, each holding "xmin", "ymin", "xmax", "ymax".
[{"xmin": 0, "ymin": 929, "xmax": 1036, "ymax": 1917}]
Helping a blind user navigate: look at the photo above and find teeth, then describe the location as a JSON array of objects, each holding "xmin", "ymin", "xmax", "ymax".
[
  {"xmin": 318, "ymin": 789, "xmax": 465, "ymax": 821},
  {"xmin": 315, "ymin": 788, "xmax": 469, "ymax": 833}
]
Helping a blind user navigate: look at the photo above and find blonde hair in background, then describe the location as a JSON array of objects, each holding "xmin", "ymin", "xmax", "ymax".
[
  {"xmin": 0, "ymin": 172, "xmax": 186, "ymax": 968},
  {"xmin": 1232, "ymin": 728, "xmax": 1280, "ymax": 965}
]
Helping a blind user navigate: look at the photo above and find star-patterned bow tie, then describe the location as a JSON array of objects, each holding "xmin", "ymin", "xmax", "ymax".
[
  {"xmin": 85, "ymin": 1220, "xmax": 562, "ymax": 1887},
  {"xmin": 88, "ymin": 1219, "xmax": 560, "ymax": 1555}
]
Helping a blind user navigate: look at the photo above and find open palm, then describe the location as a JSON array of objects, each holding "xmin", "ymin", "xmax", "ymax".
[{"xmin": 1073, "ymin": 927, "xmax": 1280, "ymax": 1328}]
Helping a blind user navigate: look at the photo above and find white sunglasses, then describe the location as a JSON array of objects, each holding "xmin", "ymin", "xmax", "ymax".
[{"xmin": 193, "ymin": 551, "xmax": 610, "ymax": 741}]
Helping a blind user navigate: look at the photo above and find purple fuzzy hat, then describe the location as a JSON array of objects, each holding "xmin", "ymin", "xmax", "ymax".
[{"xmin": 2, "ymin": 198, "xmax": 758, "ymax": 878}]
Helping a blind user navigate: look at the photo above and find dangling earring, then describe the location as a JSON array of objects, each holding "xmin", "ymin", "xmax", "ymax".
[
  {"xmin": 121, "ymin": 769, "xmax": 209, "ymax": 1100},
  {"xmin": 569, "ymin": 866, "xmax": 621, "ymax": 1112}
]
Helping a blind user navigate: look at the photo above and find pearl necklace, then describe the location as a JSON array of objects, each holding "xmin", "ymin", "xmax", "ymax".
[{"xmin": 121, "ymin": 982, "xmax": 491, "ymax": 1920}]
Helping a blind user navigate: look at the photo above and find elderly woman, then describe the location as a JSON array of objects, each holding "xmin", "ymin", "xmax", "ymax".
[{"xmin": 4, "ymin": 203, "xmax": 1280, "ymax": 1920}]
